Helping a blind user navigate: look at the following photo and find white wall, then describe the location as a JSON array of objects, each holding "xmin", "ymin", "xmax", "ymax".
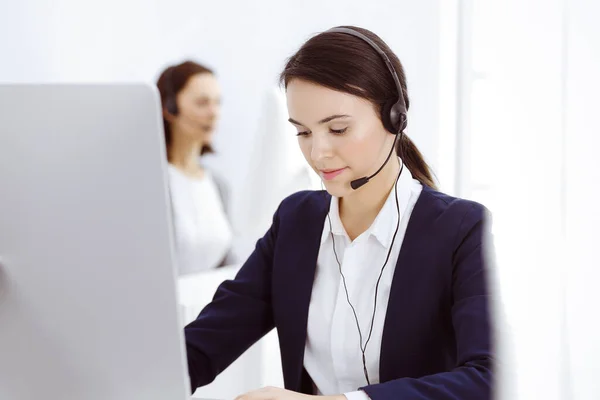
[
  {"xmin": 564, "ymin": 1, "xmax": 600, "ymax": 399},
  {"xmin": 0, "ymin": 0, "xmax": 445, "ymax": 235},
  {"xmin": 456, "ymin": 0, "xmax": 600, "ymax": 399},
  {"xmin": 459, "ymin": 2, "xmax": 567, "ymax": 397}
]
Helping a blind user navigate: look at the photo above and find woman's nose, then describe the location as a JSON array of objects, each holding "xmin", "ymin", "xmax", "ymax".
[{"xmin": 310, "ymin": 133, "xmax": 334, "ymax": 162}]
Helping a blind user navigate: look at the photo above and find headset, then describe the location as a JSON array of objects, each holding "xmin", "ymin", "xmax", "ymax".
[
  {"xmin": 162, "ymin": 66, "xmax": 179, "ymax": 116},
  {"xmin": 324, "ymin": 26, "xmax": 406, "ymax": 386},
  {"xmin": 161, "ymin": 66, "xmax": 213, "ymax": 137},
  {"xmin": 326, "ymin": 27, "xmax": 408, "ymax": 190}
]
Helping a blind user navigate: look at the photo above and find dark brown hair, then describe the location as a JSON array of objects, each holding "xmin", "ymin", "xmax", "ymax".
[
  {"xmin": 156, "ymin": 60, "xmax": 215, "ymax": 157},
  {"xmin": 279, "ymin": 26, "xmax": 437, "ymax": 189}
]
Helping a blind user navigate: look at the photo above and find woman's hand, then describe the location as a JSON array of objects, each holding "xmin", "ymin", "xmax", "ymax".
[{"xmin": 234, "ymin": 386, "xmax": 345, "ymax": 400}]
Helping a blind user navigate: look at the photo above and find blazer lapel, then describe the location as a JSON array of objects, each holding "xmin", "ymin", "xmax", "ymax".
[
  {"xmin": 274, "ymin": 191, "xmax": 330, "ymax": 392},
  {"xmin": 379, "ymin": 187, "xmax": 439, "ymax": 381}
]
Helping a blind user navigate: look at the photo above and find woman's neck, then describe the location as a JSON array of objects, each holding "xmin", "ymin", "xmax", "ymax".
[
  {"xmin": 168, "ymin": 134, "xmax": 204, "ymax": 178},
  {"xmin": 339, "ymin": 157, "xmax": 401, "ymax": 240}
]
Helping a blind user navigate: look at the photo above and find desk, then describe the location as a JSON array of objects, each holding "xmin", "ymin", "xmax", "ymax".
[{"xmin": 178, "ymin": 265, "xmax": 263, "ymax": 400}]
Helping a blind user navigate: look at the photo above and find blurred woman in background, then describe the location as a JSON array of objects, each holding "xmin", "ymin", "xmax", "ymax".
[{"xmin": 157, "ymin": 60, "xmax": 235, "ymax": 275}]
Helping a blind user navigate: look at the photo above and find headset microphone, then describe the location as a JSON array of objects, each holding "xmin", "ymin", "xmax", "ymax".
[
  {"xmin": 329, "ymin": 27, "xmax": 408, "ymax": 191},
  {"xmin": 350, "ymin": 131, "xmax": 402, "ymax": 190}
]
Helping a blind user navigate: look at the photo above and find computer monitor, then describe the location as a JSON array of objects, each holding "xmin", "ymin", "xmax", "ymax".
[{"xmin": 0, "ymin": 84, "xmax": 192, "ymax": 400}]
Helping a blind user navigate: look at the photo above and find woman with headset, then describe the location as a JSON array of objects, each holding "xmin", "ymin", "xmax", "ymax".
[
  {"xmin": 157, "ymin": 61, "xmax": 236, "ymax": 275},
  {"xmin": 184, "ymin": 27, "xmax": 495, "ymax": 400}
]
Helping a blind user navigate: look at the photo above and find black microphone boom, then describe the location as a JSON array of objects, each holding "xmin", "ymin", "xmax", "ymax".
[{"xmin": 349, "ymin": 131, "xmax": 401, "ymax": 190}]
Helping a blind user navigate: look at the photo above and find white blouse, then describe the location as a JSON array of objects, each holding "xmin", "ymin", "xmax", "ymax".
[
  {"xmin": 304, "ymin": 161, "xmax": 423, "ymax": 400},
  {"xmin": 167, "ymin": 165, "xmax": 233, "ymax": 275}
]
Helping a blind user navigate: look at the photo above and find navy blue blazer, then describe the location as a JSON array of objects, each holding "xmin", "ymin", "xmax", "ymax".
[{"xmin": 184, "ymin": 186, "xmax": 494, "ymax": 399}]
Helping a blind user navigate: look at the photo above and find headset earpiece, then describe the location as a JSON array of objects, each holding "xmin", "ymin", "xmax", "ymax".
[
  {"xmin": 381, "ymin": 99, "xmax": 407, "ymax": 134},
  {"xmin": 163, "ymin": 67, "xmax": 179, "ymax": 116},
  {"xmin": 165, "ymin": 97, "xmax": 178, "ymax": 115}
]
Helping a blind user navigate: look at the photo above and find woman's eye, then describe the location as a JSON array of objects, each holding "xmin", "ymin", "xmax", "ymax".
[
  {"xmin": 296, "ymin": 127, "xmax": 347, "ymax": 136},
  {"xmin": 330, "ymin": 127, "xmax": 348, "ymax": 135}
]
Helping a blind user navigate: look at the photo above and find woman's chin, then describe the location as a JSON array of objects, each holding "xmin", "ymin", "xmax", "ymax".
[{"xmin": 322, "ymin": 180, "xmax": 352, "ymax": 198}]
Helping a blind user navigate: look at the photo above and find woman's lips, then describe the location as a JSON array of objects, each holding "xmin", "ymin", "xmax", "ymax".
[{"xmin": 320, "ymin": 167, "xmax": 347, "ymax": 180}]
